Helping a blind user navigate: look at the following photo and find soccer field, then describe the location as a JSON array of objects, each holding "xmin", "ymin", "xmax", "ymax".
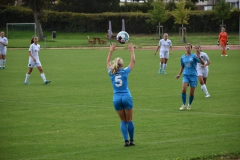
[{"xmin": 0, "ymin": 48, "xmax": 240, "ymax": 159}]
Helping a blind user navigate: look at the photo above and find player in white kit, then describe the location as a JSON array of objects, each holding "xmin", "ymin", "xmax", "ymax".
[
  {"xmin": 195, "ymin": 45, "xmax": 210, "ymax": 98},
  {"xmin": 24, "ymin": 36, "xmax": 51, "ymax": 84},
  {"xmin": 0, "ymin": 31, "xmax": 8, "ymax": 69},
  {"xmin": 154, "ymin": 33, "xmax": 172, "ymax": 74}
]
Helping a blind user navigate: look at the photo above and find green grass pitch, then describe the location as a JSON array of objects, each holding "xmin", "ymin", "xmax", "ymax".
[{"xmin": 0, "ymin": 48, "xmax": 239, "ymax": 159}]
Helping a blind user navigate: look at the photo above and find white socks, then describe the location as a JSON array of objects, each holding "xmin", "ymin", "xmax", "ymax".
[
  {"xmin": 2, "ymin": 59, "xmax": 6, "ymax": 67},
  {"xmin": 163, "ymin": 64, "xmax": 167, "ymax": 71},
  {"xmin": 159, "ymin": 62, "xmax": 163, "ymax": 69},
  {"xmin": 40, "ymin": 73, "xmax": 46, "ymax": 82},
  {"xmin": 25, "ymin": 74, "xmax": 30, "ymax": 82},
  {"xmin": 201, "ymin": 84, "xmax": 209, "ymax": 95},
  {"xmin": 25, "ymin": 73, "xmax": 47, "ymax": 83},
  {"xmin": 0, "ymin": 59, "xmax": 2, "ymax": 67}
]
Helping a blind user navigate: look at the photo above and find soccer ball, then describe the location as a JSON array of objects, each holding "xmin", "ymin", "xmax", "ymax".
[
  {"xmin": 226, "ymin": 46, "xmax": 230, "ymax": 50},
  {"xmin": 116, "ymin": 31, "xmax": 130, "ymax": 44}
]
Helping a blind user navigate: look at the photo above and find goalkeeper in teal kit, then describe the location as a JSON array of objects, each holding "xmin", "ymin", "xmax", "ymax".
[{"xmin": 106, "ymin": 43, "xmax": 136, "ymax": 147}]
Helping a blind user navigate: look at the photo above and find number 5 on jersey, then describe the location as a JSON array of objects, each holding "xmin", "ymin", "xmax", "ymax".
[{"xmin": 115, "ymin": 75, "xmax": 123, "ymax": 87}]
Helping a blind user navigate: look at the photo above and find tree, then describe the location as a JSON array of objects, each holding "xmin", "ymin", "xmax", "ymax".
[
  {"xmin": 0, "ymin": 0, "xmax": 15, "ymax": 5},
  {"xmin": 189, "ymin": 0, "xmax": 205, "ymax": 3},
  {"xmin": 213, "ymin": 0, "xmax": 231, "ymax": 28},
  {"xmin": 147, "ymin": 0, "xmax": 168, "ymax": 38},
  {"xmin": 171, "ymin": 0, "xmax": 190, "ymax": 43},
  {"xmin": 56, "ymin": 0, "xmax": 120, "ymax": 13},
  {"xmin": 165, "ymin": 0, "xmax": 176, "ymax": 11},
  {"xmin": 22, "ymin": 0, "xmax": 46, "ymax": 40}
]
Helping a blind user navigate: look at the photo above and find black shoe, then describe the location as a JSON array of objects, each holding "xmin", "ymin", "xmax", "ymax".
[
  {"xmin": 124, "ymin": 141, "xmax": 130, "ymax": 147},
  {"xmin": 130, "ymin": 141, "xmax": 135, "ymax": 146}
]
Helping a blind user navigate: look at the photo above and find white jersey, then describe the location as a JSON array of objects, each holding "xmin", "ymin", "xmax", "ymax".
[
  {"xmin": 159, "ymin": 39, "xmax": 172, "ymax": 52},
  {"xmin": 197, "ymin": 52, "xmax": 210, "ymax": 71},
  {"xmin": 0, "ymin": 36, "xmax": 8, "ymax": 50},
  {"xmin": 29, "ymin": 43, "xmax": 40, "ymax": 60}
]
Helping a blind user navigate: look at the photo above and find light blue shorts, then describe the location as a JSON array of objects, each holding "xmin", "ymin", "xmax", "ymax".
[
  {"xmin": 113, "ymin": 94, "xmax": 133, "ymax": 111},
  {"xmin": 182, "ymin": 75, "xmax": 198, "ymax": 88}
]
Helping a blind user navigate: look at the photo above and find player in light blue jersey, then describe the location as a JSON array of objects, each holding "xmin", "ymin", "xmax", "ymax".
[
  {"xmin": 175, "ymin": 43, "xmax": 204, "ymax": 110},
  {"xmin": 107, "ymin": 43, "xmax": 136, "ymax": 147},
  {"xmin": 154, "ymin": 33, "xmax": 172, "ymax": 74},
  {"xmin": 0, "ymin": 31, "xmax": 8, "ymax": 69}
]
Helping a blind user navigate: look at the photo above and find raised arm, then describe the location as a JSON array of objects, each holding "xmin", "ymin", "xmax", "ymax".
[
  {"xmin": 106, "ymin": 43, "xmax": 116, "ymax": 69},
  {"xmin": 128, "ymin": 43, "xmax": 135, "ymax": 70}
]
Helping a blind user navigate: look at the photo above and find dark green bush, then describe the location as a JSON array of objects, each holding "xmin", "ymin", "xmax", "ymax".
[{"xmin": 0, "ymin": 6, "xmax": 239, "ymax": 33}]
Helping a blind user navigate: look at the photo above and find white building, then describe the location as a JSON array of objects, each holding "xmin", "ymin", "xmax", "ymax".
[
  {"xmin": 196, "ymin": 0, "xmax": 240, "ymax": 10},
  {"xmin": 120, "ymin": 0, "xmax": 240, "ymax": 10}
]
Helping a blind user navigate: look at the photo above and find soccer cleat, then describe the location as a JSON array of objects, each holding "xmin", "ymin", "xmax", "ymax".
[
  {"xmin": 0, "ymin": 66, "xmax": 1, "ymax": 69},
  {"xmin": 179, "ymin": 105, "xmax": 186, "ymax": 110},
  {"xmin": 24, "ymin": 82, "xmax": 30, "ymax": 85},
  {"xmin": 44, "ymin": 80, "xmax": 51, "ymax": 84},
  {"xmin": 221, "ymin": 55, "xmax": 224, "ymax": 57},
  {"xmin": 225, "ymin": 55, "xmax": 228, "ymax": 57},
  {"xmin": 205, "ymin": 94, "xmax": 210, "ymax": 98},
  {"xmin": 187, "ymin": 104, "xmax": 191, "ymax": 110},
  {"xmin": 163, "ymin": 70, "xmax": 166, "ymax": 74},
  {"xmin": 124, "ymin": 141, "xmax": 130, "ymax": 147},
  {"xmin": 158, "ymin": 68, "xmax": 162, "ymax": 74},
  {"xmin": 2, "ymin": 66, "xmax": 5, "ymax": 69},
  {"xmin": 130, "ymin": 141, "xmax": 135, "ymax": 146}
]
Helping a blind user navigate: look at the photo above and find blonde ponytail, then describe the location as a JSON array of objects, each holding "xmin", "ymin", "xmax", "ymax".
[{"xmin": 110, "ymin": 57, "xmax": 123, "ymax": 74}]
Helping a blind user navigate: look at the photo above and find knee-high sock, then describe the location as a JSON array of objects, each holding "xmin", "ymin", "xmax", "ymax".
[
  {"xmin": 40, "ymin": 73, "xmax": 46, "ymax": 82},
  {"xmin": 163, "ymin": 64, "xmax": 167, "ymax": 71},
  {"xmin": 201, "ymin": 84, "xmax": 209, "ymax": 95},
  {"xmin": 189, "ymin": 95, "xmax": 194, "ymax": 105},
  {"xmin": 159, "ymin": 62, "xmax": 163, "ymax": 69},
  {"xmin": 182, "ymin": 93, "xmax": 186, "ymax": 105},
  {"xmin": 2, "ymin": 59, "xmax": 6, "ymax": 67},
  {"xmin": 120, "ymin": 121, "xmax": 128, "ymax": 141},
  {"xmin": 25, "ymin": 74, "xmax": 30, "ymax": 82},
  {"xmin": 127, "ymin": 121, "xmax": 134, "ymax": 141},
  {"xmin": 0, "ymin": 59, "xmax": 2, "ymax": 67}
]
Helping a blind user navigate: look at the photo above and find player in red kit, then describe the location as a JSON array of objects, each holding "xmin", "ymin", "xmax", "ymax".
[{"xmin": 218, "ymin": 27, "xmax": 228, "ymax": 57}]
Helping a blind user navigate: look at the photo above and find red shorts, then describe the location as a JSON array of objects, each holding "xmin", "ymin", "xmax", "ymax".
[{"xmin": 220, "ymin": 40, "xmax": 226, "ymax": 47}]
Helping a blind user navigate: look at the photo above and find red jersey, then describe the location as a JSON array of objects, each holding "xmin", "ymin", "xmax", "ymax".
[{"xmin": 219, "ymin": 32, "xmax": 228, "ymax": 41}]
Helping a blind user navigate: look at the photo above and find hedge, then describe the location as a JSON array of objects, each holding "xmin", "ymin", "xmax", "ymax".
[{"xmin": 0, "ymin": 6, "xmax": 239, "ymax": 33}]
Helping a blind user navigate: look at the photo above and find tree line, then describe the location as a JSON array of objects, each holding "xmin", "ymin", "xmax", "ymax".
[{"xmin": 0, "ymin": 0, "xmax": 234, "ymax": 40}]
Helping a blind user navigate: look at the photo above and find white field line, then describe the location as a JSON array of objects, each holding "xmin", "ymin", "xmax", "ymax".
[{"xmin": 1, "ymin": 101, "xmax": 240, "ymax": 117}]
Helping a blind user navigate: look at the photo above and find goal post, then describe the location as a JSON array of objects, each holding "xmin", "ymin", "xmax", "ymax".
[{"xmin": 6, "ymin": 23, "xmax": 37, "ymax": 39}]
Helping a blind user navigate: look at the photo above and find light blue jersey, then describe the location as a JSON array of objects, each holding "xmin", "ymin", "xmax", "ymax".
[
  {"xmin": 181, "ymin": 53, "xmax": 200, "ymax": 76},
  {"xmin": 108, "ymin": 66, "xmax": 131, "ymax": 94},
  {"xmin": 108, "ymin": 66, "xmax": 133, "ymax": 111}
]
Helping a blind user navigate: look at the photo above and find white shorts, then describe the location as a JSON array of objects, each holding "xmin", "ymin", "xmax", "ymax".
[
  {"xmin": 0, "ymin": 48, "xmax": 7, "ymax": 55},
  {"xmin": 160, "ymin": 50, "xmax": 169, "ymax": 59},
  {"xmin": 28, "ymin": 59, "xmax": 42, "ymax": 68},
  {"xmin": 197, "ymin": 69, "xmax": 208, "ymax": 78}
]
